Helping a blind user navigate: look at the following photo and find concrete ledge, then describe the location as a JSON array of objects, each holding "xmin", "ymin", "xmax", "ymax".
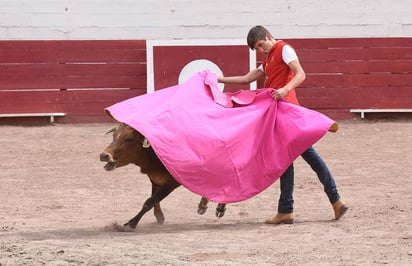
[
  {"xmin": 0, "ymin": 113, "xmax": 66, "ymax": 123},
  {"xmin": 350, "ymin": 109, "xmax": 412, "ymax": 119}
]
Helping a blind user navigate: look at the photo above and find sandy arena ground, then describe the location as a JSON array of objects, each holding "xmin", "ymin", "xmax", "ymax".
[{"xmin": 0, "ymin": 119, "xmax": 411, "ymax": 265}]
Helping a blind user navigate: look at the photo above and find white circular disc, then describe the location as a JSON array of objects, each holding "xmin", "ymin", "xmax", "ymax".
[{"xmin": 178, "ymin": 59, "xmax": 225, "ymax": 92}]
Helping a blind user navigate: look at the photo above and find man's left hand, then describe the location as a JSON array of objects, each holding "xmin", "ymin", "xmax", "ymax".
[{"xmin": 271, "ymin": 88, "xmax": 288, "ymax": 100}]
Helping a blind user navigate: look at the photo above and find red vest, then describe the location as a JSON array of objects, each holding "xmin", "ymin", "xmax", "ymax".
[{"xmin": 263, "ymin": 40, "xmax": 300, "ymax": 105}]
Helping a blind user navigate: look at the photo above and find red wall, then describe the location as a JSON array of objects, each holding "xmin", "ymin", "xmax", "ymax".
[
  {"xmin": 0, "ymin": 38, "xmax": 411, "ymax": 124},
  {"xmin": 0, "ymin": 40, "xmax": 147, "ymax": 124}
]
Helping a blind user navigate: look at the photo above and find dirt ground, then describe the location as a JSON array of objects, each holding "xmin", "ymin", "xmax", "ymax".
[{"xmin": 0, "ymin": 119, "xmax": 411, "ymax": 265}]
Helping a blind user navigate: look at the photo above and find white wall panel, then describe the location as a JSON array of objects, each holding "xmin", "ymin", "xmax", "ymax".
[{"xmin": 0, "ymin": 0, "xmax": 411, "ymax": 40}]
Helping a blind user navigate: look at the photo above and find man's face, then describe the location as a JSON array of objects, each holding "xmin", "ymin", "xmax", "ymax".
[{"xmin": 253, "ymin": 37, "xmax": 273, "ymax": 55}]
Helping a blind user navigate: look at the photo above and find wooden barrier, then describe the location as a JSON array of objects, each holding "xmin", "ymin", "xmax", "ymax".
[
  {"xmin": 0, "ymin": 40, "xmax": 146, "ymax": 124},
  {"xmin": 1, "ymin": 38, "xmax": 411, "ymax": 124}
]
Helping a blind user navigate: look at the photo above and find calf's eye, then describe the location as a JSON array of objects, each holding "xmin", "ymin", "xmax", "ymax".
[{"xmin": 124, "ymin": 137, "xmax": 134, "ymax": 143}]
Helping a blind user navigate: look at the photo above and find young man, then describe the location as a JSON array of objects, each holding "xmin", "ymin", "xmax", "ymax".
[{"xmin": 218, "ymin": 25, "xmax": 348, "ymax": 224}]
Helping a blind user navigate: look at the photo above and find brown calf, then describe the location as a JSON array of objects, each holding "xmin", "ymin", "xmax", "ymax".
[{"xmin": 100, "ymin": 123, "xmax": 226, "ymax": 231}]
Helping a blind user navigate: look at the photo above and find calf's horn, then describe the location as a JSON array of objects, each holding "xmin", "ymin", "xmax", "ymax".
[
  {"xmin": 142, "ymin": 138, "xmax": 151, "ymax": 148},
  {"xmin": 105, "ymin": 126, "xmax": 117, "ymax": 135}
]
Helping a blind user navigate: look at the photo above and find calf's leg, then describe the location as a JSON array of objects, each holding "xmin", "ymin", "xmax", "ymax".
[
  {"xmin": 124, "ymin": 182, "xmax": 180, "ymax": 230},
  {"xmin": 151, "ymin": 183, "xmax": 165, "ymax": 224}
]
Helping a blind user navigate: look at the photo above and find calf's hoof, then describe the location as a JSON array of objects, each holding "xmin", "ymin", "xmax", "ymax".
[
  {"xmin": 155, "ymin": 214, "xmax": 165, "ymax": 224},
  {"xmin": 215, "ymin": 205, "xmax": 226, "ymax": 218},
  {"xmin": 106, "ymin": 222, "xmax": 135, "ymax": 232},
  {"xmin": 119, "ymin": 222, "xmax": 136, "ymax": 232},
  {"xmin": 197, "ymin": 205, "xmax": 208, "ymax": 215}
]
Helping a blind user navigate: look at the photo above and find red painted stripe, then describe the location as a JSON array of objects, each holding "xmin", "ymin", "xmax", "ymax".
[
  {"xmin": 301, "ymin": 60, "xmax": 411, "ymax": 74},
  {"xmin": 0, "ymin": 89, "xmax": 145, "ymax": 114},
  {"xmin": 302, "ymin": 73, "xmax": 412, "ymax": 88},
  {"xmin": 0, "ymin": 40, "xmax": 146, "ymax": 63},
  {"xmin": 0, "ymin": 64, "xmax": 146, "ymax": 90}
]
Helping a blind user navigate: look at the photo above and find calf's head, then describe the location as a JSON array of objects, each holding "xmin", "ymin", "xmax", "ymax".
[{"xmin": 100, "ymin": 123, "xmax": 150, "ymax": 171}]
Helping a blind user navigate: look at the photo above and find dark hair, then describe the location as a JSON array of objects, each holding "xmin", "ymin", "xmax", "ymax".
[{"xmin": 247, "ymin": 25, "xmax": 270, "ymax": 50}]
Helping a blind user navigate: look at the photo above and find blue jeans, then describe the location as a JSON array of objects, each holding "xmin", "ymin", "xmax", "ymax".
[{"xmin": 278, "ymin": 146, "xmax": 341, "ymax": 213}]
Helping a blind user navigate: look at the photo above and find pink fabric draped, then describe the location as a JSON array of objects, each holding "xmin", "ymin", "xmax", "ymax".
[{"xmin": 105, "ymin": 70, "xmax": 337, "ymax": 203}]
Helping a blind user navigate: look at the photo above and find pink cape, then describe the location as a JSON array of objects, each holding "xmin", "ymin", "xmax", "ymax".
[{"xmin": 105, "ymin": 70, "xmax": 337, "ymax": 203}]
